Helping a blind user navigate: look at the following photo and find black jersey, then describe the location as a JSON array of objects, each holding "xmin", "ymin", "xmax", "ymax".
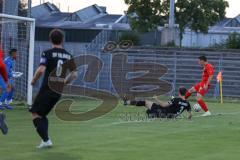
[
  {"xmin": 39, "ymin": 48, "xmax": 76, "ymax": 94},
  {"xmin": 167, "ymin": 98, "xmax": 191, "ymax": 115}
]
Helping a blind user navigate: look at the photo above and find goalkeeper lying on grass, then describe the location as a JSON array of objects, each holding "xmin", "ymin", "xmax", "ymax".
[{"xmin": 123, "ymin": 87, "xmax": 192, "ymax": 119}]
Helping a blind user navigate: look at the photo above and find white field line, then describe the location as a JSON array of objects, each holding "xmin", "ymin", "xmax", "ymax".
[
  {"xmin": 97, "ymin": 111, "xmax": 240, "ymax": 127},
  {"xmin": 5, "ymin": 112, "xmax": 240, "ymax": 129}
]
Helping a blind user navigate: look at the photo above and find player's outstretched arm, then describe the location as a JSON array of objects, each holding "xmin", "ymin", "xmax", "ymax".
[{"xmin": 31, "ymin": 65, "xmax": 46, "ymax": 85}]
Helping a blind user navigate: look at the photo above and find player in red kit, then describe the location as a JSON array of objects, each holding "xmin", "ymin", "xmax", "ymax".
[
  {"xmin": 0, "ymin": 48, "xmax": 8, "ymax": 83},
  {"xmin": 0, "ymin": 47, "xmax": 10, "ymax": 135},
  {"xmin": 185, "ymin": 56, "xmax": 214, "ymax": 116}
]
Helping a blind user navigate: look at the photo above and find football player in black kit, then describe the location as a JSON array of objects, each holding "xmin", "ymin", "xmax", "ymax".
[
  {"xmin": 29, "ymin": 29, "xmax": 77, "ymax": 149},
  {"xmin": 124, "ymin": 87, "xmax": 192, "ymax": 119}
]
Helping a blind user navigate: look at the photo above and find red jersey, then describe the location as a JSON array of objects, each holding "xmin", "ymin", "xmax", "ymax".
[
  {"xmin": 201, "ymin": 63, "xmax": 214, "ymax": 83},
  {"xmin": 0, "ymin": 48, "xmax": 8, "ymax": 82}
]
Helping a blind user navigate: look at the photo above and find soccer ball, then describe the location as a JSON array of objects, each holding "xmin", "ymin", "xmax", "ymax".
[{"xmin": 193, "ymin": 103, "xmax": 202, "ymax": 112}]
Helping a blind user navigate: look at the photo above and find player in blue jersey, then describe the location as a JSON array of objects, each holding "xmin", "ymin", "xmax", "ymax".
[{"xmin": 0, "ymin": 49, "xmax": 17, "ymax": 110}]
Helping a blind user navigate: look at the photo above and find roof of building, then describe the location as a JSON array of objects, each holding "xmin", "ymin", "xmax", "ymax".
[
  {"xmin": 32, "ymin": 3, "xmax": 130, "ymax": 30},
  {"xmin": 31, "ymin": 2, "xmax": 60, "ymax": 19},
  {"xmin": 208, "ymin": 15, "xmax": 240, "ymax": 33},
  {"xmin": 32, "ymin": 3, "xmax": 240, "ymax": 32}
]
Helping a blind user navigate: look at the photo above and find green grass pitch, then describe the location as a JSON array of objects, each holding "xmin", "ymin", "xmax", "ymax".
[{"xmin": 1, "ymin": 98, "xmax": 240, "ymax": 160}]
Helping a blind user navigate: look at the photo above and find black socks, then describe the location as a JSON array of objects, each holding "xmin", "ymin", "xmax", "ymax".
[
  {"xmin": 42, "ymin": 117, "xmax": 49, "ymax": 135},
  {"xmin": 33, "ymin": 117, "xmax": 49, "ymax": 142}
]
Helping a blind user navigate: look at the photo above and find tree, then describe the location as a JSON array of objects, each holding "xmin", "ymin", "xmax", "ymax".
[
  {"xmin": 18, "ymin": 0, "xmax": 28, "ymax": 39},
  {"xmin": 125, "ymin": 0, "xmax": 229, "ymax": 46},
  {"xmin": 18, "ymin": 0, "xmax": 28, "ymax": 17},
  {"xmin": 124, "ymin": 0, "xmax": 166, "ymax": 32},
  {"xmin": 175, "ymin": 0, "xmax": 229, "ymax": 45},
  {"xmin": 119, "ymin": 32, "xmax": 140, "ymax": 45},
  {"xmin": 225, "ymin": 32, "xmax": 240, "ymax": 49}
]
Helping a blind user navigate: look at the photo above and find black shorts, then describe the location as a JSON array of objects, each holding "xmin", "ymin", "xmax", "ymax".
[
  {"xmin": 29, "ymin": 89, "xmax": 61, "ymax": 116},
  {"xmin": 146, "ymin": 103, "xmax": 176, "ymax": 118}
]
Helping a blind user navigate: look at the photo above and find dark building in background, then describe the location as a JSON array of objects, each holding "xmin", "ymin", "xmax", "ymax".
[
  {"xmin": 0, "ymin": 0, "xmax": 3, "ymax": 13},
  {"xmin": 31, "ymin": 2, "xmax": 161, "ymax": 45},
  {"xmin": 31, "ymin": 2, "xmax": 129, "ymax": 43},
  {"xmin": 0, "ymin": 0, "xmax": 19, "ymax": 15},
  {"xmin": 1, "ymin": 0, "xmax": 19, "ymax": 47}
]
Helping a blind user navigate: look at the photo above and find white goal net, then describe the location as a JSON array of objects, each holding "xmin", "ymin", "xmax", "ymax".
[{"xmin": 0, "ymin": 14, "xmax": 35, "ymax": 105}]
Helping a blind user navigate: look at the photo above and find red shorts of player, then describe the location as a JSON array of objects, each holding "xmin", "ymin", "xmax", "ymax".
[{"xmin": 194, "ymin": 82, "xmax": 210, "ymax": 96}]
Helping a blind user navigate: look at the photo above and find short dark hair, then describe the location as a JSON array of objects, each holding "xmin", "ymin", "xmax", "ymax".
[
  {"xmin": 179, "ymin": 87, "xmax": 187, "ymax": 96},
  {"xmin": 49, "ymin": 29, "xmax": 64, "ymax": 45},
  {"xmin": 9, "ymin": 48, "xmax": 17, "ymax": 55},
  {"xmin": 198, "ymin": 56, "xmax": 207, "ymax": 62}
]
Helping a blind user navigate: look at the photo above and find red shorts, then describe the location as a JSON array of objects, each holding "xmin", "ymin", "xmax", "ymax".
[{"xmin": 194, "ymin": 82, "xmax": 210, "ymax": 96}]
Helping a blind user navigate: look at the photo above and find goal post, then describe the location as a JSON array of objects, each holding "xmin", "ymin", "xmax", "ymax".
[{"xmin": 0, "ymin": 13, "xmax": 35, "ymax": 105}]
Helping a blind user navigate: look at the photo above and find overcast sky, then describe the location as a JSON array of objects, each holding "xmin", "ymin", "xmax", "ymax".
[{"xmin": 32, "ymin": 0, "xmax": 240, "ymax": 18}]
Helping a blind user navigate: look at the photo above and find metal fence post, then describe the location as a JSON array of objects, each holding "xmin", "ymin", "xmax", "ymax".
[{"xmin": 173, "ymin": 52, "xmax": 177, "ymax": 96}]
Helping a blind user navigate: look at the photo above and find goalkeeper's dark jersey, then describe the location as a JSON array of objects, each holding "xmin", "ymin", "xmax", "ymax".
[
  {"xmin": 166, "ymin": 98, "xmax": 191, "ymax": 115},
  {"xmin": 39, "ymin": 48, "xmax": 76, "ymax": 95},
  {"xmin": 147, "ymin": 97, "xmax": 191, "ymax": 119}
]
